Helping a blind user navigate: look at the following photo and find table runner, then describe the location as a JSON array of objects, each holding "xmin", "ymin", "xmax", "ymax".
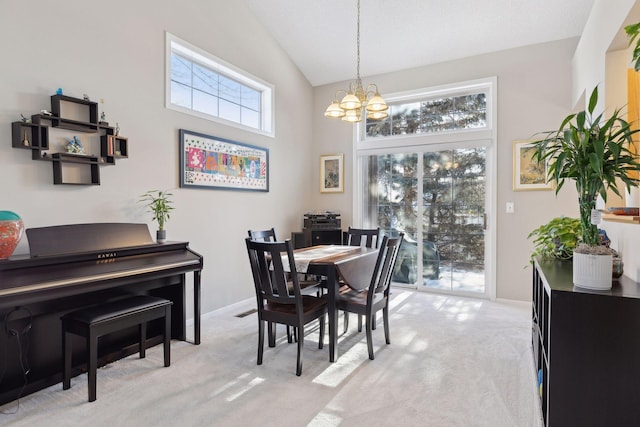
[{"xmin": 285, "ymin": 245, "xmax": 361, "ymax": 273}]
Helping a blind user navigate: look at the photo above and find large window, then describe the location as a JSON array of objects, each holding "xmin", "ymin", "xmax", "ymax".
[{"xmin": 166, "ymin": 33, "xmax": 274, "ymax": 136}]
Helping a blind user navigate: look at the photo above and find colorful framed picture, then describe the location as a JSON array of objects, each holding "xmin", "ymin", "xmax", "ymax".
[
  {"xmin": 179, "ymin": 129, "xmax": 269, "ymax": 191},
  {"xmin": 513, "ymin": 140, "xmax": 552, "ymax": 191},
  {"xmin": 320, "ymin": 153, "xmax": 344, "ymax": 193}
]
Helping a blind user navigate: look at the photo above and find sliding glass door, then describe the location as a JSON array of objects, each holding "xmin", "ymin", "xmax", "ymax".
[{"xmin": 360, "ymin": 145, "xmax": 488, "ymax": 296}]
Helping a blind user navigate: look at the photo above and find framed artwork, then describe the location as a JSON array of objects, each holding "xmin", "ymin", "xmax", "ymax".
[
  {"xmin": 179, "ymin": 129, "xmax": 269, "ymax": 191},
  {"xmin": 513, "ymin": 139, "xmax": 552, "ymax": 191},
  {"xmin": 320, "ymin": 153, "xmax": 344, "ymax": 193}
]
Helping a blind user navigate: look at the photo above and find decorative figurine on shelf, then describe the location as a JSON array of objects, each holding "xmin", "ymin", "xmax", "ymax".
[
  {"xmin": 99, "ymin": 111, "xmax": 108, "ymax": 125},
  {"xmin": 56, "ymin": 88, "xmax": 63, "ymax": 95},
  {"xmin": 20, "ymin": 114, "xmax": 31, "ymax": 123},
  {"xmin": 83, "ymin": 94, "xmax": 90, "ymax": 101},
  {"xmin": 65, "ymin": 136, "xmax": 85, "ymax": 154},
  {"xmin": 40, "ymin": 109, "xmax": 52, "ymax": 116},
  {"xmin": 115, "ymin": 122, "xmax": 120, "ymax": 136},
  {"xmin": 22, "ymin": 131, "xmax": 30, "ymax": 147}
]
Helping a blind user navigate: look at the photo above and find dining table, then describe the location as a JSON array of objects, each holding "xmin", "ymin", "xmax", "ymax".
[{"xmin": 291, "ymin": 245, "xmax": 379, "ymax": 362}]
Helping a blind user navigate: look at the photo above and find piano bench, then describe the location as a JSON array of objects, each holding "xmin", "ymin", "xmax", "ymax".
[{"xmin": 61, "ymin": 295, "xmax": 173, "ymax": 402}]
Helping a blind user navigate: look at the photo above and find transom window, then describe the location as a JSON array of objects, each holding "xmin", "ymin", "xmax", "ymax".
[
  {"xmin": 365, "ymin": 90, "xmax": 487, "ymax": 138},
  {"xmin": 165, "ymin": 33, "xmax": 274, "ymax": 136}
]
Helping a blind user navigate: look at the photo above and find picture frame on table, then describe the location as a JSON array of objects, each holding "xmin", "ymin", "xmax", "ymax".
[
  {"xmin": 513, "ymin": 139, "xmax": 552, "ymax": 191},
  {"xmin": 179, "ymin": 129, "xmax": 269, "ymax": 192},
  {"xmin": 320, "ymin": 153, "xmax": 344, "ymax": 193}
]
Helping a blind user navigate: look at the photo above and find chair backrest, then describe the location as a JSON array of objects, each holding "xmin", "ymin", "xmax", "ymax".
[
  {"xmin": 345, "ymin": 227, "xmax": 380, "ymax": 248},
  {"xmin": 367, "ymin": 233, "xmax": 404, "ymax": 302},
  {"xmin": 245, "ymin": 238, "xmax": 302, "ymax": 307},
  {"xmin": 248, "ymin": 228, "xmax": 277, "ymax": 242}
]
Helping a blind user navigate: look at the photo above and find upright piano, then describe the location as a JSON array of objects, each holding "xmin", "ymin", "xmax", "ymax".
[{"xmin": 0, "ymin": 223, "xmax": 203, "ymax": 406}]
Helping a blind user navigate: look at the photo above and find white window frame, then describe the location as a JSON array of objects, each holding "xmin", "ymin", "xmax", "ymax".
[
  {"xmin": 165, "ymin": 32, "xmax": 274, "ymax": 137},
  {"xmin": 353, "ymin": 77, "xmax": 497, "ymax": 300}
]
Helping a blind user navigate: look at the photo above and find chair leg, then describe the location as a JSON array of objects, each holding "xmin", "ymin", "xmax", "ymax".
[
  {"xmin": 296, "ymin": 325, "xmax": 304, "ymax": 376},
  {"xmin": 343, "ymin": 312, "xmax": 349, "ymax": 334},
  {"xmin": 357, "ymin": 314, "xmax": 363, "ymax": 332},
  {"xmin": 318, "ymin": 315, "xmax": 325, "ymax": 349},
  {"xmin": 366, "ymin": 314, "xmax": 375, "ymax": 360},
  {"xmin": 268, "ymin": 322, "xmax": 276, "ymax": 347},
  {"xmin": 257, "ymin": 319, "xmax": 264, "ymax": 365},
  {"xmin": 383, "ymin": 306, "xmax": 390, "ymax": 345},
  {"xmin": 372, "ymin": 313, "xmax": 377, "ymax": 330}
]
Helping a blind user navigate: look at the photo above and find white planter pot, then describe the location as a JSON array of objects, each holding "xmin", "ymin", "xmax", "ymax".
[{"xmin": 573, "ymin": 252, "xmax": 613, "ymax": 290}]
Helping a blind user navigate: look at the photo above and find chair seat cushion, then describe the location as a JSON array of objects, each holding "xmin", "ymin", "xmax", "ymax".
[
  {"xmin": 336, "ymin": 287, "xmax": 384, "ymax": 307},
  {"xmin": 265, "ymin": 295, "xmax": 327, "ymax": 315}
]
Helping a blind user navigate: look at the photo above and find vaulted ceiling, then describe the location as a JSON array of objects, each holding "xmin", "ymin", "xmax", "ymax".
[{"xmin": 246, "ymin": 0, "xmax": 596, "ymax": 87}]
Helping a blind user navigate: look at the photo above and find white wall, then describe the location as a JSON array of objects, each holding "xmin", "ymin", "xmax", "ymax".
[
  {"xmin": 311, "ymin": 39, "xmax": 580, "ymax": 301},
  {"xmin": 0, "ymin": 0, "xmax": 315, "ymax": 314},
  {"xmin": 572, "ymin": 0, "xmax": 638, "ymax": 107},
  {"xmin": 574, "ymin": 0, "xmax": 640, "ymax": 283}
]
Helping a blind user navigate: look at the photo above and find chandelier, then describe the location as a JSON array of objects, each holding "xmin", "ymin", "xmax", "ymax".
[{"xmin": 324, "ymin": 0, "xmax": 388, "ymax": 123}]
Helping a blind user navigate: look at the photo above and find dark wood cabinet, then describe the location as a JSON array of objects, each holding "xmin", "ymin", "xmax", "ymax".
[
  {"xmin": 533, "ymin": 259, "xmax": 640, "ymax": 426},
  {"xmin": 11, "ymin": 94, "xmax": 128, "ymax": 185}
]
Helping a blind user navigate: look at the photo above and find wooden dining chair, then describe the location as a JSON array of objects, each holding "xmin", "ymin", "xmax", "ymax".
[
  {"xmin": 245, "ymin": 238, "xmax": 327, "ymax": 376},
  {"xmin": 336, "ymin": 233, "xmax": 404, "ymax": 360},
  {"xmin": 248, "ymin": 228, "xmax": 324, "ymax": 345},
  {"xmin": 248, "ymin": 228, "xmax": 284, "ymax": 346},
  {"xmin": 248, "ymin": 228, "xmax": 323, "ymax": 295},
  {"xmin": 342, "ymin": 226, "xmax": 380, "ymax": 332},
  {"xmin": 344, "ymin": 227, "xmax": 381, "ymax": 248}
]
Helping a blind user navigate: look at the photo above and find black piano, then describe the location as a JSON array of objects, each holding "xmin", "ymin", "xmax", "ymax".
[{"xmin": 0, "ymin": 223, "xmax": 203, "ymax": 406}]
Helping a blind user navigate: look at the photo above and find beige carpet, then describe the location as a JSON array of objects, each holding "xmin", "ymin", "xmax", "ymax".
[{"xmin": 0, "ymin": 290, "xmax": 542, "ymax": 426}]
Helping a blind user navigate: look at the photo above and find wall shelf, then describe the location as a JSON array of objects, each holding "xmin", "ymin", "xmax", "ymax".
[
  {"xmin": 602, "ymin": 214, "xmax": 640, "ymax": 224},
  {"xmin": 12, "ymin": 94, "xmax": 128, "ymax": 185}
]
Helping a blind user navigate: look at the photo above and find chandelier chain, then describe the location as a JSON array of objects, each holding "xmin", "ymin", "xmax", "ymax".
[{"xmin": 356, "ymin": 0, "xmax": 360, "ymax": 80}]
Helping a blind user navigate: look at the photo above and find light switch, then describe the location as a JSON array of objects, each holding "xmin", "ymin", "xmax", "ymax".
[{"xmin": 506, "ymin": 202, "xmax": 515, "ymax": 214}]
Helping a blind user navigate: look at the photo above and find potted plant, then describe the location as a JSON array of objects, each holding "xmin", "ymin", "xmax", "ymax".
[
  {"xmin": 140, "ymin": 190, "xmax": 174, "ymax": 243},
  {"xmin": 528, "ymin": 216, "xmax": 581, "ymax": 262},
  {"xmin": 531, "ymin": 87, "xmax": 640, "ymax": 289}
]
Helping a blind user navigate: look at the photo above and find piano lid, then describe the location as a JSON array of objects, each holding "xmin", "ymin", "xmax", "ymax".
[{"xmin": 26, "ymin": 223, "xmax": 154, "ymax": 257}]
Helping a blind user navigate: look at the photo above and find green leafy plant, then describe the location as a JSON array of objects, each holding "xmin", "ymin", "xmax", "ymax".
[
  {"xmin": 140, "ymin": 190, "xmax": 174, "ymax": 230},
  {"xmin": 528, "ymin": 216, "xmax": 581, "ymax": 262},
  {"xmin": 625, "ymin": 22, "xmax": 640, "ymax": 71},
  {"xmin": 531, "ymin": 87, "xmax": 640, "ymax": 249}
]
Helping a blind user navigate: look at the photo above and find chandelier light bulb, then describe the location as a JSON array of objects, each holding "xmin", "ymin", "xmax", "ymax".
[
  {"xmin": 340, "ymin": 92, "xmax": 362, "ymax": 110},
  {"xmin": 342, "ymin": 108, "xmax": 362, "ymax": 122},
  {"xmin": 324, "ymin": 101, "xmax": 346, "ymax": 118}
]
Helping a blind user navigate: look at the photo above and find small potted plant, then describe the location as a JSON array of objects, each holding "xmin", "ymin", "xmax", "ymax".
[
  {"xmin": 140, "ymin": 190, "xmax": 174, "ymax": 243},
  {"xmin": 531, "ymin": 87, "xmax": 640, "ymax": 289},
  {"xmin": 528, "ymin": 216, "xmax": 582, "ymax": 262}
]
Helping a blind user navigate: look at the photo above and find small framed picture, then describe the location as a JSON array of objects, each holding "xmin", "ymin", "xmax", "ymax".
[
  {"xmin": 513, "ymin": 140, "xmax": 552, "ymax": 191},
  {"xmin": 320, "ymin": 153, "xmax": 344, "ymax": 193}
]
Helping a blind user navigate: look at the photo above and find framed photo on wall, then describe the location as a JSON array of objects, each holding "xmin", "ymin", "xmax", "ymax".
[
  {"xmin": 179, "ymin": 129, "xmax": 269, "ymax": 192},
  {"xmin": 320, "ymin": 153, "xmax": 344, "ymax": 193},
  {"xmin": 513, "ymin": 139, "xmax": 552, "ymax": 191}
]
